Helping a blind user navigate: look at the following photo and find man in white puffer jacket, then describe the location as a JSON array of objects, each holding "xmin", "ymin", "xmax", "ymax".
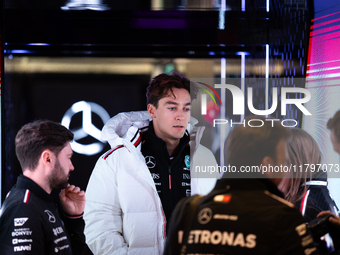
[{"xmin": 84, "ymin": 72, "xmax": 218, "ymax": 255}]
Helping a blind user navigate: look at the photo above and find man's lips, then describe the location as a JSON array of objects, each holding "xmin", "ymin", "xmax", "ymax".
[{"xmin": 173, "ymin": 125, "xmax": 184, "ymax": 129}]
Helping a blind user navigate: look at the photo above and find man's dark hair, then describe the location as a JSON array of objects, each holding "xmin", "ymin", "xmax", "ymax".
[
  {"xmin": 327, "ymin": 110, "xmax": 340, "ymax": 142},
  {"xmin": 225, "ymin": 116, "xmax": 291, "ymax": 170},
  {"xmin": 146, "ymin": 70, "xmax": 198, "ymax": 108},
  {"xmin": 15, "ymin": 120, "xmax": 74, "ymax": 171}
]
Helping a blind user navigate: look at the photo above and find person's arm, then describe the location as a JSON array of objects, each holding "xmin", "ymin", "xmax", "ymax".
[
  {"xmin": 63, "ymin": 216, "xmax": 86, "ymax": 255},
  {"xmin": 318, "ymin": 211, "xmax": 340, "ymax": 228},
  {"xmin": 60, "ymin": 184, "xmax": 85, "ymax": 216},
  {"xmin": 59, "ymin": 184, "xmax": 86, "ymax": 255},
  {"xmin": 274, "ymin": 208, "xmax": 318, "ymax": 255},
  {"xmin": 84, "ymin": 157, "xmax": 128, "ymax": 255}
]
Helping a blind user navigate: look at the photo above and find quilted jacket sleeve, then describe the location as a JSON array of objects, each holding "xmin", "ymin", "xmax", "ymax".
[{"xmin": 84, "ymin": 155, "xmax": 128, "ymax": 255}]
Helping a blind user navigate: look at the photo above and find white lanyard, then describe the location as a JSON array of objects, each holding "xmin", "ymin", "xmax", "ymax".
[{"xmin": 305, "ymin": 180, "xmax": 327, "ymax": 186}]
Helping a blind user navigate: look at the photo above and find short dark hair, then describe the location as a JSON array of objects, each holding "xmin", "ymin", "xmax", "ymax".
[
  {"xmin": 146, "ymin": 70, "xmax": 198, "ymax": 108},
  {"xmin": 15, "ymin": 120, "xmax": 74, "ymax": 171},
  {"xmin": 225, "ymin": 116, "xmax": 291, "ymax": 170},
  {"xmin": 327, "ymin": 110, "xmax": 340, "ymax": 142}
]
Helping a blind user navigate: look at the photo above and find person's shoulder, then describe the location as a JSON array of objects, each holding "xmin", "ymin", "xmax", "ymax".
[
  {"xmin": 260, "ymin": 191, "xmax": 309, "ymax": 228},
  {"xmin": 244, "ymin": 189, "xmax": 302, "ymax": 220},
  {"xmin": 263, "ymin": 190, "xmax": 296, "ymax": 208},
  {"xmin": 97, "ymin": 144, "xmax": 135, "ymax": 163},
  {"xmin": 1, "ymin": 188, "xmax": 40, "ymax": 219},
  {"xmin": 2, "ymin": 188, "xmax": 28, "ymax": 206},
  {"xmin": 174, "ymin": 194, "xmax": 204, "ymax": 212},
  {"xmin": 91, "ymin": 144, "xmax": 142, "ymax": 177}
]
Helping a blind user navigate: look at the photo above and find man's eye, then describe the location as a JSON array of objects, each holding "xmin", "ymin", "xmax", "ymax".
[{"xmin": 184, "ymin": 108, "xmax": 191, "ymax": 112}]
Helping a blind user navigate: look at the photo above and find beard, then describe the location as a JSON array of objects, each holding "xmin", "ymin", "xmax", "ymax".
[{"xmin": 48, "ymin": 159, "xmax": 69, "ymax": 190}]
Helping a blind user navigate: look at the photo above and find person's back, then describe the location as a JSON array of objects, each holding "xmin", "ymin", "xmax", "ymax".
[
  {"xmin": 164, "ymin": 116, "xmax": 318, "ymax": 255},
  {"xmin": 166, "ymin": 178, "xmax": 316, "ymax": 255},
  {"xmin": 278, "ymin": 128, "xmax": 339, "ymax": 222},
  {"xmin": 296, "ymin": 174, "xmax": 339, "ymax": 222}
]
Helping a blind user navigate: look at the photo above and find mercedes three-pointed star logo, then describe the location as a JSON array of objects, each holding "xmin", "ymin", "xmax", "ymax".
[
  {"xmin": 44, "ymin": 210, "xmax": 56, "ymax": 223},
  {"xmin": 198, "ymin": 208, "xmax": 213, "ymax": 224},
  {"xmin": 145, "ymin": 156, "xmax": 156, "ymax": 169}
]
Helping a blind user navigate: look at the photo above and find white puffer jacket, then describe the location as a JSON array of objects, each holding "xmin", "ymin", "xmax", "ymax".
[{"xmin": 84, "ymin": 111, "xmax": 217, "ymax": 255}]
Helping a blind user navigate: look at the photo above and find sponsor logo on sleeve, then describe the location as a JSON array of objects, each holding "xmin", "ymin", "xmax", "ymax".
[
  {"xmin": 12, "ymin": 228, "xmax": 32, "ymax": 237},
  {"xmin": 54, "ymin": 236, "xmax": 67, "ymax": 244},
  {"xmin": 53, "ymin": 227, "xmax": 64, "ymax": 236},
  {"xmin": 301, "ymin": 235, "xmax": 313, "ymax": 247},
  {"xmin": 295, "ymin": 223, "xmax": 307, "ymax": 236},
  {"xmin": 12, "ymin": 239, "xmax": 33, "ymax": 244},
  {"xmin": 14, "ymin": 218, "xmax": 28, "ymax": 227},
  {"xmin": 304, "ymin": 247, "xmax": 317, "ymax": 255},
  {"xmin": 14, "ymin": 244, "xmax": 31, "ymax": 252},
  {"xmin": 55, "ymin": 244, "xmax": 70, "ymax": 253}
]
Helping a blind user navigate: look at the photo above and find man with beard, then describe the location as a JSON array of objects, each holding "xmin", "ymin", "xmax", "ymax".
[{"xmin": 0, "ymin": 120, "xmax": 86, "ymax": 255}]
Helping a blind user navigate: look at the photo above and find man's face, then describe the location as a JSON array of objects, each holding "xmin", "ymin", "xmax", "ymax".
[
  {"xmin": 148, "ymin": 87, "xmax": 191, "ymax": 144},
  {"xmin": 48, "ymin": 142, "xmax": 74, "ymax": 189},
  {"xmin": 330, "ymin": 129, "xmax": 340, "ymax": 155}
]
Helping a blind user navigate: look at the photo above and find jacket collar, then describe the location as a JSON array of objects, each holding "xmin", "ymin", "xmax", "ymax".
[
  {"xmin": 143, "ymin": 121, "xmax": 189, "ymax": 158},
  {"xmin": 102, "ymin": 111, "xmax": 196, "ymax": 150},
  {"xmin": 215, "ymin": 176, "xmax": 284, "ymax": 198},
  {"xmin": 16, "ymin": 175, "xmax": 55, "ymax": 203}
]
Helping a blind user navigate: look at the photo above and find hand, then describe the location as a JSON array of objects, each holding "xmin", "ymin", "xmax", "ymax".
[
  {"xmin": 60, "ymin": 184, "xmax": 86, "ymax": 216},
  {"xmin": 317, "ymin": 211, "xmax": 340, "ymax": 229}
]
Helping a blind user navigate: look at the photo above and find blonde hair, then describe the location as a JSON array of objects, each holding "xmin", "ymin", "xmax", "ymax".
[{"xmin": 279, "ymin": 128, "xmax": 322, "ymax": 204}]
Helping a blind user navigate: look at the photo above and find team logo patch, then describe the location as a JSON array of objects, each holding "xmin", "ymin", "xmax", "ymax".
[
  {"xmin": 145, "ymin": 156, "xmax": 156, "ymax": 169},
  {"xmin": 295, "ymin": 223, "xmax": 307, "ymax": 236},
  {"xmin": 44, "ymin": 210, "xmax": 56, "ymax": 223},
  {"xmin": 198, "ymin": 207, "xmax": 213, "ymax": 225},
  {"xmin": 185, "ymin": 155, "xmax": 190, "ymax": 168}
]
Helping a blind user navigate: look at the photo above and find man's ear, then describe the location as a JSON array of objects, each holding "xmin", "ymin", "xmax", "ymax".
[
  {"xmin": 147, "ymin": 104, "xmax": 156, "ymax": 118},
  {"xmin": 41, "ymin": 150, "xmax": 53, "ymax": 167},
  {"xmin": 262, "ymin": 156, "xmax": 274, "ymax": 167}
]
